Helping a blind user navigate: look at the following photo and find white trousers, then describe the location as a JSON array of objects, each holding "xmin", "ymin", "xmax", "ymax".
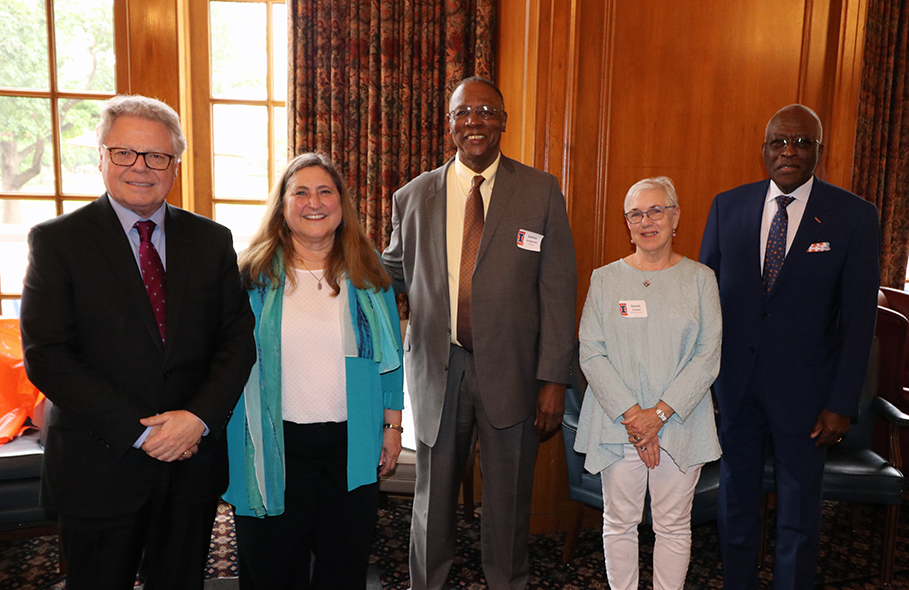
[{"xmin": 600, "ymin": 445, "xmax": 703, "ymax": 590}]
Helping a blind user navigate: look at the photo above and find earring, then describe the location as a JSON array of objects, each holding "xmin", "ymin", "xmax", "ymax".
[{"xmin": 672, "ymin": 229, "xmax": 677, "ymax": 237}]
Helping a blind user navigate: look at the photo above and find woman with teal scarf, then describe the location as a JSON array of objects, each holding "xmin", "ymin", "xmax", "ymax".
[{"xmin": 223, "ymin": 153, "xmax": 404, "ymax": 589}]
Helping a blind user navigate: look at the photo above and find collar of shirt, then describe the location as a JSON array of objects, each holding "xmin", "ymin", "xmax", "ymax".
[
  {"xmin": 766, "ymin": 175, "xmax": 814, "ymax": 206},
  {"xmin": 108, "ymin": 196, "xmax": 167, "ymax": 270},
  {"xmin": 759, "ymin": 175, "xmax": 814, "ymax": 265},
  {"xmin": 453, "ymin": 152, "xmax": 501, "ymax": 210}
]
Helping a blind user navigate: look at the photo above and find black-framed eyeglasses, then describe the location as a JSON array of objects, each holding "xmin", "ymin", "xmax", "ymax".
[
  {"xmin": 103, "ymin": 146, "xmax": 175, "ymax": 170},
  {"xmin": 624, "ymin": 205, "xmax": 676, "ymax": 224},
  {"xmin": 763, "ymin": 137, "xmax": 821, "ymax": 153},
  {"xmin": 448, "ymin": 106, "xmax": 503, "ymax": 121}
]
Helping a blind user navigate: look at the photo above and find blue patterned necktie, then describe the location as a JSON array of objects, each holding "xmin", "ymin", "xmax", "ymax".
[
  {"xmin": 457, "ymin": 174, "xmax": 485, "ymax": 352},
  {"xmin": 135, "ymin": 220, "xmax": 167, "ymax": 341},
  {"xmin": 762, "ymin": 195, "xmax": 795, "ymax": 293}
]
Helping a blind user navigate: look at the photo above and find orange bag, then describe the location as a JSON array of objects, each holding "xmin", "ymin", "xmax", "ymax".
[{"xmin": 0, "ymin": 319, "xmax": 44, "ymax": 445}]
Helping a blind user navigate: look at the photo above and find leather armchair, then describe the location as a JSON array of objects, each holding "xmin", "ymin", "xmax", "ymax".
[{"xmin": 761, "ymin": 336, "xmax": 908, "ymax": 585}]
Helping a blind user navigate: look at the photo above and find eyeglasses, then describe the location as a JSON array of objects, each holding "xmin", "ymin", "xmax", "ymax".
[
  {"xmin": 448, "ymin": 106, "xmax": 503, "ymax": 121},
  {"xmin": 763, "ymin": 137, "xmax": 821, "ymax": 153},
  {"xmin": 103, "ymin": 146, "xmax": 175, "ymax": 171},
  {"xmin": 624, "ymin": 205, "xmax": 676, "ymax": 224}
]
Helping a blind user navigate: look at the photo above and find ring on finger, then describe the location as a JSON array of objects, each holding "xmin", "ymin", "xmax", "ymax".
[{"xmin": 640, "ymin": 446, "xmax": 647, "ymax": 451}]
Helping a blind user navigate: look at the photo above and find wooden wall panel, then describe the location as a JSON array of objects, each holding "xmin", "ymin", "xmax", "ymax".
[
  {"xmin": 497, "ymin": 0, "xmax": 868, "ymax": 534},
  {"xmin": 123, "ymin": 0, "xmax": 186, "ymax": 207}
]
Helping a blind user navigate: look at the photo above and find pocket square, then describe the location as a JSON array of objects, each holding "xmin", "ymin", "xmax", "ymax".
[{"xmin": 808, "ymin": 242, "xmax": 831, "ymax": 252}]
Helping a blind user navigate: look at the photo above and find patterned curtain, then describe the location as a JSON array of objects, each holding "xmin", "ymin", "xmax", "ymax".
[
  {"xmin": 853, "ymin": 0, "xmax": 909, "ymax": 287},
  {"xmin": 288, "ymin": 0, "xmax": 496, "ymax": 251}
]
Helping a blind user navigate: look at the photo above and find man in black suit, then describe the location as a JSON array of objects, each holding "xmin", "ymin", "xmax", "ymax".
[
  {"xmin": 700, "ymin": 104, "xmax": 880, "ymax": 589},
  {"xmin": 20, "ymin": 95, "xmax": 256, "ymax": 590}
]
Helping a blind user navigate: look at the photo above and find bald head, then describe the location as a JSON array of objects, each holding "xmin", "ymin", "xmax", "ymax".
[
  {"xmin": 765, "ymin": 104, "xmax": 823, "ymax": 143},
  {"xmin": 761, "ymin": 104, "xmax": 824, "ymax": 194}
]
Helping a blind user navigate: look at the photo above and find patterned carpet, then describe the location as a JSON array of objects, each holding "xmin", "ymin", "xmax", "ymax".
[{"xmin": 2, "ymin": 498, "xmax": 908, "ymax": 589}]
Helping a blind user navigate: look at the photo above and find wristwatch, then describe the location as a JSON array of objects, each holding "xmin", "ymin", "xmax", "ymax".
[{"xmin": 655, "ymin": 409, "xmax": 668, "ymax": 423}]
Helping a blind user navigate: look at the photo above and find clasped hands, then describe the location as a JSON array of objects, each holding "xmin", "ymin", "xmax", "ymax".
[
  {"xmin": 140, "ymin": 410, "xmax": 205, "ymax": 462},
  {"xmin": 622, "ymin": 404, "xmax": 670, "ymax": 469}
]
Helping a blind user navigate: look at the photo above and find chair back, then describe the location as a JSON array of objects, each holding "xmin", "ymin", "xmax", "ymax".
[
  {"xmin": 565, "ymin": 340, "xmax": 586, "ymax": 421},
  {"xmin": 879, "ymin": 287, "xmax": 909, "ymax": 388},
  {"xmin": 876, "ymin": 306, "xmax": 909, "ymax": 407},
  {"xmin": 838, "ymin": 337, "xmax": 880, "ymax": 451}
]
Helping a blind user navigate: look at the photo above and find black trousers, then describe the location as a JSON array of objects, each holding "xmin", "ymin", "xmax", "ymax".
[
  {"xmin": 235, "ymin": 420, "xmax": 380, "ymax": 590},
  {"xmin": 59, "ymin": 463, "xmax": 218, "ymax": 590}
]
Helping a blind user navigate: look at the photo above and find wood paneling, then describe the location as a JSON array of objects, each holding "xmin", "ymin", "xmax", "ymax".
[
  {"xmin": 496, "ymin": 0, "xmax": 868, "ymax": 534},
  {"xmin": 122, "ymin": 0, "xmax": 186, "ymax": 207}
]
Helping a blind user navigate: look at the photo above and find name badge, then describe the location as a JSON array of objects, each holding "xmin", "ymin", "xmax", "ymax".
[
  {"xmin": 516, "ymin": 229, "xmax": 543, "ymax": 252},
  {"xmin": 619, "ymin": 300, "xmax": 648, "ymax": 318}
]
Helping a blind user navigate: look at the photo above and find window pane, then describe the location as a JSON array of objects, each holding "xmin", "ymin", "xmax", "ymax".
[
  {"xmin": 63, "ymin": 200, "xmax": 93, "ymax": 215},
  {"xmin": 0, "ymin": 1, "xmax": 49, "ymax": 90},
  {"xmin": 60, "ymin": 99, "xmax": 106, "ymax": 195},
  {"xmin": 1, "ymin": 299, "xmax": 21, "ymax": 319},
  {"xmin": 0, "ymin": 97, "xmax": 54, "ymax": 194},
  {"xmin": 213, "ymin": 104, "xmax": 269, "ymax": 200},
  {"xmin": 54, "ymin": 0, "xmax": 115, "ymax": 93},
  {"xmin": 0, "ymin": 199, "xmax": 57, "ymax": 295},
  {"xmin": 215, "ymin": 203, "xmax": 267, "ymax": 253},
  {"xmin": 272, "ymin": 3, "xmax": 287, "ymax": 101},
  {"xmin": 211, "ymin": 2, "xmax": 267, "ymax": 100},
  {"xmin": 274, "ymin": 106, "xmax": 287, "ymax": 178}
]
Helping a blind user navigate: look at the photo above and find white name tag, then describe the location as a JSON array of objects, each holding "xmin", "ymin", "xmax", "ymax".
[
  {"xmin": 516, "ymin": 229, "xmax": 543, "ymax": 252},
  {"xmin": 618, "ymin": 300, "xmax": 648, "ymax": 318}
]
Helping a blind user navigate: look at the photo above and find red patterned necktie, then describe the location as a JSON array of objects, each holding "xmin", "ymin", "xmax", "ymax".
[
  {"xmin": 762, "ymin": 195, "xmax": 795, "ymax": 293},
  {"xmin": 457, "ymin": 174, "xmax": 485, "ymax": 352},
  {"xmin": 134, "ymin": 220, "xmax": 166, "ymax": 341}
]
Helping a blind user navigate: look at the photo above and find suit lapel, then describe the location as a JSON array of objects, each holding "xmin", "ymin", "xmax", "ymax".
[
  {"xmin": 476, "ymin": 156, "xmax": 515, "ymax": 264},
  {"xmin": 87, "ymin": 195, "xmax": 165, "ymax": 353},
  {"xmin": 162, "ymin": 206, "xmax": 193, "ymax": 358},
  {"xmin": 427, "ymin": 163, "xmax": 450, "ymax": 281},
  {"xmin": 743, "ymin": 181, "xmax": 768, "ymax": 292}
]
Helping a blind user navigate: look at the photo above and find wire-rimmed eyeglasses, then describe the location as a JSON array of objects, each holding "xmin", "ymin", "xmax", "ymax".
[
  {"xmin": 624, "ymin": 205, "xmax": 676, "ymax": 224},
  {"xmin": 448, "ymin": 106, "xmax": 503, "ymax": 121},
  {"xmin": 762, "ymin": 137, "xmax": 821, "ymax": 153},
  {"xmin": 103, "ymin": 146, "xmax": 175, "ymax": 171}
]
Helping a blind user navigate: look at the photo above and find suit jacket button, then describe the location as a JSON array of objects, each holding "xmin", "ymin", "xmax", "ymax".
[
  {"xmin": 760, "ymin": 312, "xmax": 768, "ymax": 319},
  {"xmin": 749, "ymin": 347, "xmax": 757, "ymax": 354},
  {"xmin": 163, "ymin": 371, "xmax": 172, "ymax": 379}
]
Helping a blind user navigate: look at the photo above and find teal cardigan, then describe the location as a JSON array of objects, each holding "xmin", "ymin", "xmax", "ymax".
[{"xmin": 223, "ymin": 278, "xmax": 404, "ymax": 518}]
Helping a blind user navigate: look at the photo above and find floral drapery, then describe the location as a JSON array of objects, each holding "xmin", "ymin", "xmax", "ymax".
[
  {"xmin": 288, "ymin": 0, "xmax": 496, "ymax": 250},
  {"xmin": 853, "ymin": 0, "xmax": 909, "ymax": 287}
]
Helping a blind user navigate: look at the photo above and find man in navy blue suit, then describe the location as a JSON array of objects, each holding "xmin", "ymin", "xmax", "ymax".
[{"xmin": 700, "ymin": 104, "xmax": 880, "ymax": 589}]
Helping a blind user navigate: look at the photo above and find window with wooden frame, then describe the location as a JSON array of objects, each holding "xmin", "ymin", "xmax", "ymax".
[
  {"xmin": 187, "ymin": 0, "xmax": 286, "ymax": 252},
  {"xmin": 0, "ymin": 0, "xmax": 125, "ymax": 317}
]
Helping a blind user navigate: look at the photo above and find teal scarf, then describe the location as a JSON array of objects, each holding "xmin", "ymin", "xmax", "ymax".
[{"xmin": 233, "ymin": 252, "xmax": 400, "ymax": 517}]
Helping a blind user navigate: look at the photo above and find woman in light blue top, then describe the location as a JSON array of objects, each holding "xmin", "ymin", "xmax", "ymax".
[
  {"xmin": 575, "ymin": 176, "xmax": 721, "ymax": 590},
  {"xmin": 223, "ymin": 153, "xmax": 404, "ymax": 589}
]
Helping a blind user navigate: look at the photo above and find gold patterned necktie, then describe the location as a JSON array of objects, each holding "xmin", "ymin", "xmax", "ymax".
[
  {"xmin": 135, "ymin": 220, "xmax": 167, "ymax": 341},
  {"xmin": 762, "ymin": 195, "xmax": 795, "ymax": 293},
  {"xmin": 457, "ymin": 175, "xmax": 485, "ymax": 352}
]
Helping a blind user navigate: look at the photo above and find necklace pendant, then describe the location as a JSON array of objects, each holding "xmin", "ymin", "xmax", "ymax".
[
  {"xmin": 643, "ymin": 280, "xmax": 650, "ymax": 287},
  {"xmin": 316, "ymin": 282, "xmax": 323, "ymax": 291}
]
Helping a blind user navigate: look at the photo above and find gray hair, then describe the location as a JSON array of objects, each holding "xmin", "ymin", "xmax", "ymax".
[
  {"xmin": 623, "ymin": 176, "xmax": 679, "ymax": 211},
  {"xmin": 96, "ymin": 95, "xmax": 187, "ymax": 160}
]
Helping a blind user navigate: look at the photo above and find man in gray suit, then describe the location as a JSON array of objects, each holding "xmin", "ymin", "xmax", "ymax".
[{"xmin": 382, "ymin": 77, "xmax": 577, "ymax": 590}]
